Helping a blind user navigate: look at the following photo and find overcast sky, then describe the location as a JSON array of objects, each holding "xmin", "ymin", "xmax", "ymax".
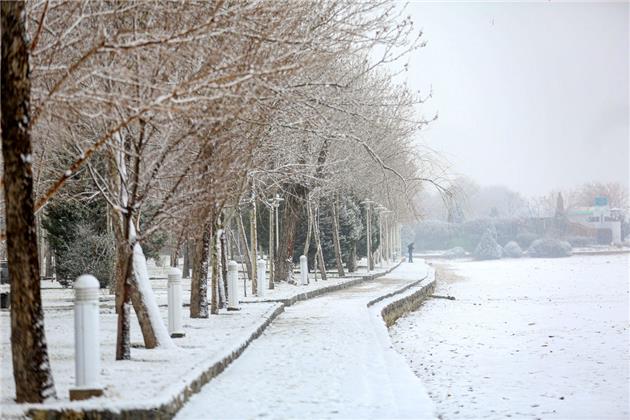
[{"xmin": 400, "ymin": 1, "xmax": 629, "ymax": 197}]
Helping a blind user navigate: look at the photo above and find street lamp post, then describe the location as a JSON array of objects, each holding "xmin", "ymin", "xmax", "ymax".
[
  {"xmin": 268, "ymin": 199, "xmax": 274, "ymax": 290},
  {"xmin": 267, "ymin": 193, "xmax": 283, "ymax": 290},
  {"xmin": 249, "ymin": 189, "xmax": 258, "ymax": 295},
  {"xmin": 273, "ymin": 194, "xmax": 283, "ymax": 254}
]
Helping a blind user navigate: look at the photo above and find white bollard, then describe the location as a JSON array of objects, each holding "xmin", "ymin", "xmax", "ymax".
[
  {"xmin": 257, "ymin": 259, "xmax": 266, "ymax": 297},
  {"xmin": 227, "ymin": 261, "xmax": 240, "ymax": 310},
  {"xmin": 70, "ymin": 275, "xmax": 103, "ymax": 401},
  {"xmin": 168, "ymin": 267, "xmax": 185, "ymax": 338},
  {"xmin": 299, "ymin": 255, "xmax": 308, "ymax": 285}
]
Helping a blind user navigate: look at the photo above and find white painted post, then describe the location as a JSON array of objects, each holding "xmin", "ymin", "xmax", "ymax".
[
  {"xmin": 168, "ymin": 267, "xmax": 185, "ymax": 338},
  {"xmin": 227, "ymin": 260, "xmax": 240, "ymax": 310},
  {"xmin": 257, "ymin": 259, "xmax": 266, "ymax": 297},
  {"xmin": 299, "ymin": 255, "xmax": 308, "ymax": 285},
  {"xmin": 70, "ymin": 275, "xmax": 103, "ymax": 400}
]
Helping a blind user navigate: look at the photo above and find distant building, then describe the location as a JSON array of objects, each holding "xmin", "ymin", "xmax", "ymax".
[{"xmin": 567, "ymin": 197, "xmax": 622, "ymax": 244}]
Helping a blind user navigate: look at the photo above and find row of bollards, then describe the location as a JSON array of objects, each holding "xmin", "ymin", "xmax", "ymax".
[
  {"xmin": 70, "ymin": 256, "xmax": 312, "ymax": 400},
  {"xmin": 255, "ymin": 254, "xmax": 310, "ymax": 295}
]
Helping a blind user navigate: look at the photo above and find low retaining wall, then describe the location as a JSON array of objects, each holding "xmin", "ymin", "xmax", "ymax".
[
  {"xmin": 379, "ymin": 280, "xmax": 436, "ymax": 327},
  {"xmin": 369, "ymin": 267, "xmax": 436, "ymax": 328}
]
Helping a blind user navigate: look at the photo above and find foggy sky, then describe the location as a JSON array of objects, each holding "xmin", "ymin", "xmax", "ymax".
[{"xmin": 401, "ymin": 1, "xmax": 629, "ymax": 197}]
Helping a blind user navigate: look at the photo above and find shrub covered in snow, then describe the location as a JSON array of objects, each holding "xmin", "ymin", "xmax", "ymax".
[
  {"xmin": 413, "ymin": 218, "xmax": 526, "ymax": 252},
  {"xmin": 503, "ymin": 241, "xmax": 523, "ymax": 258},
  {"xmin": 413, "ymin": 220, "xmax": 457, "ymax": 250},
  {"xmin": 473, "ymin": 231, "xmax": 503, "ymax": 260},
  {"xmin": 42, "ymin": 198, "xmax": 114, "ymax": 288},
  {"xmin": 457, "ymin": 219, "xmax": 494, "ymax": 250},
  {"xmin": 527, "ymin": 238, "xmax": 572, "ymax": 258},
  {"xmin": 443, "ymin": 246, "xmax": 467, "ymax": 259},
  {"xmin": 565, "ymin": 236, "xmax": 595, "ymax": 248},
  {"xmin": 516, "ymin": 232, "xmax": 539, "ymax": 249},
  {"xmin": 294, "ymin": 195, "xmax": 366, "ymax": 271}
]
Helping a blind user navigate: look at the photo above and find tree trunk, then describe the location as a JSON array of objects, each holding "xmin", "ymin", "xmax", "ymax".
[
  {"xmin": 36, "ymin": 213, "xmax": 44, "ymax": 279},
  {"xmin": 250, "ymin": 199, "xmax": 258, "ymax": 295},
  {"xmin": 107, "ymin": 208, "xmax": 116, "ymax": 292},
  {"xmin": 348, "ymin": 240, "xmax": 358, "ymax": 272},
  {"xmin": 2, "ymin": 1, "xmax": 57, "ymax": 401},
  {"xmin": 303, "ymin": 197, "xmax": 313, "ymax": 257},
  {"xmin": 170, "ymin": 247, "xmax": 179, "ymax": 267},
  {"xmin": 226, "ymin": 219, "xmax": 234, "ymax": 260},
  {"xmin": 45, "ymin": 245, "xmax": 53, "ymax": 278},
  {"xmin": 220, "ymin": 228, "xmax": 229, "ymax": 304},
  {"xmin": 128, "ymin": 242, "xmax": 170, "ymax": 348},
  {"xmin": 268, "ymin": 203, "xmax": 275, "ymax": 289},
  {"xmin": 331, "ymin": 197, "xmax": 345, "ymax": 277},
  {"xmin": 237, "ymin": 209, "xmax": 253, "ymax": 281},
  {"xmin": 312, "ymin": 205, "xmax": 327, "ymax": 281},
  {"xmin": 190, "ymin": 224, "xmax": 210, "ymax": 318},
  {"xmin": 366, "ymin": 204, "xmax": 373, "ymax": 271},
  {"xmin": 171, "ymin": 229, "xmax": 185, "ymax": 267},
  {"xmin": 108, "ymin": 139, "xmax": 173, "ymax": 357},
  {"xmin": 275, "ymin": 184, "xmax": 306, "ymax": 282},
  {"xmin": 111, "ymin": 216, "xmax": 172, "ymax": 356},
  {"xmin": 382, "ymin": 217, "xmax": 388, "ymax": 263},
  {"xmin": 114, "ymin": 237, "xmax": 131, "ymax": 360},
  {"xmin": 210, "ymin": 222, "xmax": 220, "ymax": 314},
  {"xmin": 182, "ymin": 240, "xmax": 191, "ymax": 278}
]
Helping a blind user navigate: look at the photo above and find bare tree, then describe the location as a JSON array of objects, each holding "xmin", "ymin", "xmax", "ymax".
[{"xmin": 1, "ymin": 1, "xmax": 56, "ymax": 402}]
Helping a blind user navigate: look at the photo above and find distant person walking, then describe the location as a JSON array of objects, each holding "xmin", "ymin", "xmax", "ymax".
[{"xmin": 407, "ymin": 243, "xmax": 414, "ymax": 263}]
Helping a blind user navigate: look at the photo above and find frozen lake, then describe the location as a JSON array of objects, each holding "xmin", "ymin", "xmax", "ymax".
[{"xmin": 391, "ymin": 253, "xmax": 630, "ymax": 419}]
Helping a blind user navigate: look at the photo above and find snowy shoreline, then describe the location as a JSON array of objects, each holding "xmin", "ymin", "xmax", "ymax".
[{"xmin": 390, "ymin": 253, "xmax": 630, "ymax": 419}]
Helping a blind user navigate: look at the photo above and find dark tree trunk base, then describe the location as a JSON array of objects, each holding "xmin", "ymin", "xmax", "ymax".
[{"xmin": 2, "ymin": 1, "xmax": 56, "ymax": 402}]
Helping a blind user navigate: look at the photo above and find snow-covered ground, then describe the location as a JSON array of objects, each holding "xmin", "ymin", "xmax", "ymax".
[
  {"xmin": 0, "ymin": 295, "xmax": 280, "ymax": 417},
  {"xmin": 176, "ymin": 260, "xmax": 435, "ymax": 419},
  {"xmin": 0, "ymin": 258, "xmax": 399, "ymax": 417},
  {"xmin": 391, "ymin": 254, "xmax": 630, "ymax": 419}
]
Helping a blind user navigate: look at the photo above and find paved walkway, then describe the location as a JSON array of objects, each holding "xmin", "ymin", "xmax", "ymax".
[{"xmin": 176, "ymin": 261, "xmax": 435, "ymax": 419}]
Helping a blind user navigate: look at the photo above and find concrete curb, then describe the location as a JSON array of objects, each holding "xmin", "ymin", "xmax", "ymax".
[
  {"xmin": 572, "ymin": 249, "xmax": 630, "ymax": 256},
  {"xmin": 367, "ymin": 271, "xmax": 429, "ymax": 308},
  {"xmin": 24, "ymin": 262, "xmax": 404, "ymax": 420},
  {"xmin": 369, "ymin": 267, "xmax": 436, "ymax": 328}
]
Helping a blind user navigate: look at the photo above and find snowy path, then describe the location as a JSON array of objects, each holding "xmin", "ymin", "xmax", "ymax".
[
  {"xmin": 177, "ymin": 261, "xmax": 435, "ymax": 419},
  {"xmin": 391, "ymin": 254, "xmax": 630, "ymax": 419}
]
